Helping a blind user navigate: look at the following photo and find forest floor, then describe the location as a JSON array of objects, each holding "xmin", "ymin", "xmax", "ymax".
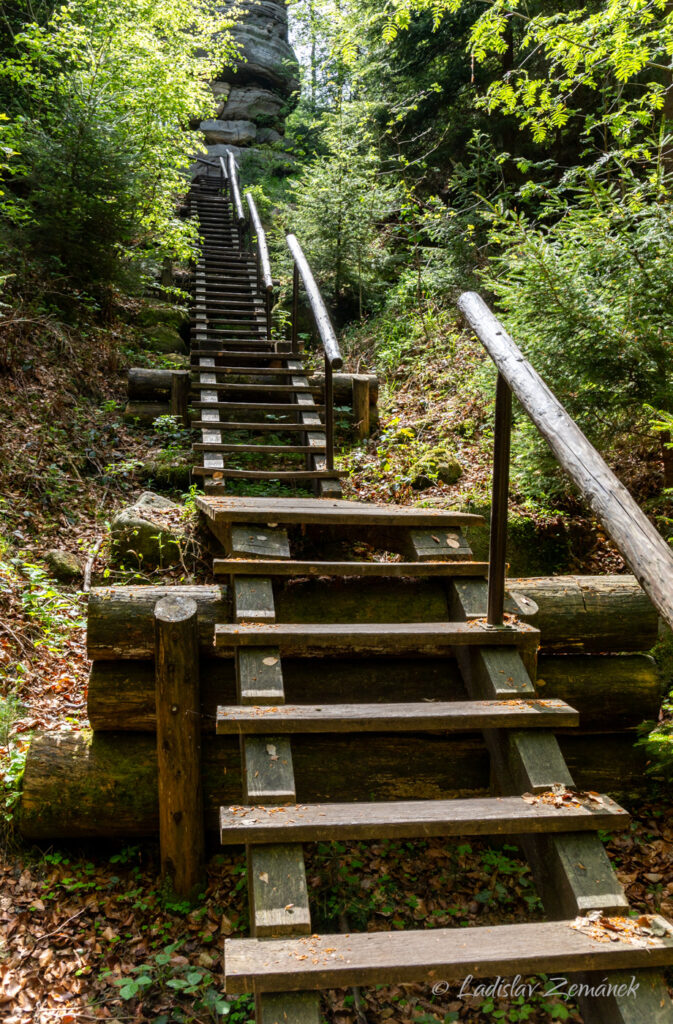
[{"xmin": 1, "ymin": 298, "xmax": 672, "ymax": 1023}]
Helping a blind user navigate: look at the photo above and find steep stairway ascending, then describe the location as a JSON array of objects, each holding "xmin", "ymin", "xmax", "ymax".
[
  {"xmin": 188, "ymin": 171, "xmax": 341, "ymax": 493},
  {"xmin": 196, "ymin": 493, "xmax": 673, "ymax": 1024}
]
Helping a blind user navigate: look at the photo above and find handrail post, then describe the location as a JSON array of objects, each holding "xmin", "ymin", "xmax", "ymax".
[
  {"xmin": 266, "ymin": 290, "xmax": 272, "ymax": 340},
  {"xmin": 291, "ymin": 263, "xmax": 299, "ymax": 355},
  {"xmin": 325, "ymin": 353, "xmax": 334, "ymax": 471},
  {"xmin": 487, "ymin": 372, "xmax": 512, "ymax": 626}
]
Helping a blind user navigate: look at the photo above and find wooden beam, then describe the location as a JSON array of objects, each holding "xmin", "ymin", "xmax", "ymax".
[
  {"xmin": 224, "ymin": 916, "xmax": 673, "ymax": 994},
  {"xmin": 214, "ymin": 620, "xmax": 539, "ymax": 655},
  {"xmin": 214, "ymin": 559, "xmax": 489, "ymax": 578},
  {"xmin": 154, "ymin": 596, "xmax": 204, "ymax": 896},
  {"xmin": 216, "ymin": 698, "xmax": 579, "ymax": 734}
]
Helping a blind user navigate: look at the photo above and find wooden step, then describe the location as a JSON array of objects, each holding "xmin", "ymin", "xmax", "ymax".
[
  {"xmin": 214, "ymin": 621, "xmax": 537, "ymax": 654},
  {"xmin": 190, "ymin": 383, "xmax": 322, "ymax": 394},
  {"xmin": 190, "ymin": 367, "xmax": 307, "ymax": 377},
  {"xmin": 224, "ymin": 916, "xmax": 673, "ymax": 994},
  {"xmin": 197, "ymin": 495, "xmax": 484, "ymax": 527},
  {"xmin": 195, "ymin": 443, "xmax": 326, "ymax": 454},
  {"xmin": 213, "ymin": 558, "xmax": 488, "ymax": 577},
  {"xmin": 190, "ymin": 351, "xmax": 292, "ymax": 360},
  {"xmin": 190, "ymin": 421, "xmax": 324, "ymax": 432},
  {"xmin": 193, "ymin": 467, "xmax": 342, "ymax": 480},
  {"xmin": 219, "ymin": 793, "xmax": 628, "ymax": 844},
  {"xmin": 193, "ymin": 401, "xmax": 325, "ymax": 412},
  {"xmin": 216, "ymin": 698, "xmax": 579, "ymax": 734}
]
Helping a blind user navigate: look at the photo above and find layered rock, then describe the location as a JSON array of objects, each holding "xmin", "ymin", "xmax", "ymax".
[{"xmin": 199, "ymin": 0, "xmax": 298, "ymax": 162}]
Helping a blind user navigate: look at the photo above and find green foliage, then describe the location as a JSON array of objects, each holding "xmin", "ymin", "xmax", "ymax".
[
  {"xmin": 0, "ymin": 0, "xmax": 237, "ymax": 301},
  {"xmin": 387, "ymin": 0, "xmax": 673, "ymax": 155},
  {"xmin": 474, "ymin": 165, "xmax": 673, "ymax": 496},
  {"xmin": 287, "ymin": 108, "xmax": 402, "ymax": 314},
  {"xmin": 103, "ymin": 941, "xmax": 232, "ymax": 1020}
]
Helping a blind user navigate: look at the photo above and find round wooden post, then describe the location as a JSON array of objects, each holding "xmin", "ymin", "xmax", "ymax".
[
  {"xmin": 170, "ymin": 371, "xmax": 190, "ymax": 428},
  {"xmin": 352, "ymin": 375, "xmax": 370, "ymax": 439},
  {"xmin": 154, "ymin": 596, "xmax": 204, "ymax": 897}
]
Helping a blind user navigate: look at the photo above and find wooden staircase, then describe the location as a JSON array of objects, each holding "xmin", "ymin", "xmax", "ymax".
[
  {"xmin": 188, "ymin": 159, "xmax": 341, "ymax": 494},
  {"xmin": 194, "ymin": 492, "xmax": 673, "ymax": 1024},
  {"xmin": 183, "ymin": 156, "xmax": 673, "ymax": 1023}
]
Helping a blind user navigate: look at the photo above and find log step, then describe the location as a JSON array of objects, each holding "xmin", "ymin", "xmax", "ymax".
[
  {"xmin": 216, "ymin": 698, "xmax": 579, "ymax": 734},
  {"xmin": 224, "ymin": 916, "xmax": 673, "ymax": 994},
  {"xmin": 213, "ymin": 559, "xmax": 488, "ymax": 577},
  {"xmin": 196, "ymin": 495, "xmax": 484, "ymax": 527},
  {"xmin": 214, "ymin": 621, "xmax": 537, "ymax": 654},
  {"xmin": 193, "ymin": 468, "xmax": 343, "ymax": 480}
]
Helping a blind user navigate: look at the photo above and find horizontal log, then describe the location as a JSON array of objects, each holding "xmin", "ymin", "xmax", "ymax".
[
  {"xmin": 87, "ymin": 586, "xmax": 230, "ymax": 661},
  {"xmin": 128, "ymin": 368, "xmax": 174, "ymax": 400},
  {"xmin": 87, "ymin": 653, "xmax": 661, "ymax": 733},
  {"xmin": 19, "ymin": 728, "xmax": 650, "ymax": 840},
  {"xmin": 307, "ymin": 373, "xmax": 379, "ymax": 406},
  {"xmin": 86, "ymin": 576, "xmax": 659, "ymax": 661},
  {"xmin": 123, "ymin": 401, "xmax": 170, "ymax": 424},
  {"xmin": 509, "ymin": 575, "xmax": 658, "ymax": 652},
  {"xmin": 127, "ymin": 369, "xmax": 378, "ymax": 410}
]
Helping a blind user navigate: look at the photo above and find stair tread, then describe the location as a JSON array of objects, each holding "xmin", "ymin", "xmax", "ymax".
[
  {"xmin": 193, "ymin": 467, "xmax": 341, "ymax": 479},
  {"xmin": 219, "ymin": 793, "xmax": 628, "ymax": 845},
  {"xmin": 216, "ymin": 698, "xmax": 579, "ymax": 734},
  {"xmin": 195, "ymin": 443, "xmax": 325, "ymax": 454},
  {"xmin": 214, "ymin": 620, "xmax": 538, "ymax": 651},
  {"xmin": 213, "ymin": 558, "xmax": 487, "ymax": 577},
  {"xmin": 193, "ymin": 402, "xmax": 326, "ymax": 411},
  {"xmin": 223, "ymin": 916, "xmax": 673, "ymax": 994},
  {"xmin": 190, "ymin": 421, "xmax": 323, "ymax": 432},
  {"xmin": 196, "ymin": 495, "xmax": 484, "ymax": 527}
]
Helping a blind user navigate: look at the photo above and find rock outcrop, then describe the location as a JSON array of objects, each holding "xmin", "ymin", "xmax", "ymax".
[{"xmin": 198, "ymin": 0, "xmax": 298, "ymax": 164}]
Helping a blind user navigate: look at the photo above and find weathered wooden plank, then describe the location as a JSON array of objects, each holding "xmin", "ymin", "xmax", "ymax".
[
  {"xmin": 217, "ymin": 699, "xmax": 579, "ymax": 734},
  {"xmin": 404, "ymin": 528, "xmax": 473, "ymax": 562},
  {"xmin": 224, "ymin": 916, "xmax": 673, "ymax": 993},
  {"xmin": 230, "ymin": 526, "xmax": 291, "ymax": 561},
  {"xmin": 197, "ymin": 495, "xmax": 484, "ymax": 528},
  {"xmin": 249, "ymin": 844, "xmax": 312, "ymax": 937},
  {"xmin": 214, "ymin": 559, "xmax": 489, "ymax": 578},
  {"xmin": 237, "ymin": 649, "xmax": 284, "ymax": 705},
  {"xmin": 243, "ymin": 736, "xmax": 295, "ymax": 804},
  {"xmin": 234, "ymin": 578, "xmax": 275, "ymax": 624},
  {"xmin": 193, "ymin": 468, "xmax": 342, "ymax": 481},
  {"xmin": 220, "ymin": 794, "xmax": 629, "ymax": 844},
  {"xmin": 215, "ymin": 621, "xmax": 538, "ymax": 655}
]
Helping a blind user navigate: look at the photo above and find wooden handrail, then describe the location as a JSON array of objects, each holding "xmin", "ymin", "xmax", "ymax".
[
  {"xmin": 246, "ymin": 193, "xmax": 273, "ymax": 294},
  {"xmin": 286, "ymin": 234, "xmax": 343, "ymax": 370},
  {"xmin": 458, "ymin": 290, "xmax": 673, "ymax": 631},
  {"xmin": 227, "ymin": 150, "xmax": 245, "ymax": 226}
]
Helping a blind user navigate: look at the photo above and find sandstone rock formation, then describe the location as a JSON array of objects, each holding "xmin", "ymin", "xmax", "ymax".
[{"xmin": 198, "ymin": 0, "xmax": 299, "ymax": 163}]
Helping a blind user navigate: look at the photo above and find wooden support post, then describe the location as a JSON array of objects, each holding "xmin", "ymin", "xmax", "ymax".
[
  {"xmin": 154, "ymin": 596, "xmax": 204, "ymax": 897},
  {"xmin": 352, "ymin": 375, "xmax": 370, "ymax": 439},
  {"xmin": 170, "ymin": 371, "xmax": 190, "ymax": 428}
]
